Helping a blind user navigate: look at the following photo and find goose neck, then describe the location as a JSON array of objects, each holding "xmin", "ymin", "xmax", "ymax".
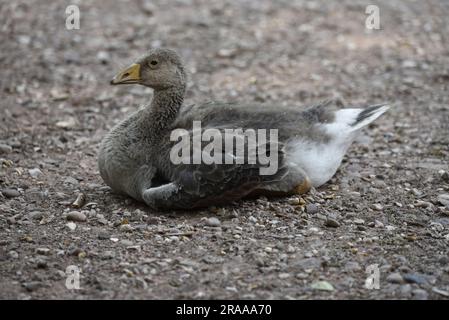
[{"xmin": 146, "ymin": 85, "xmax": 185, "ymax": 137}]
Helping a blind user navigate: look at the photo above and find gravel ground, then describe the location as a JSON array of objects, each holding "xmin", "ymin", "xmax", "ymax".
[{"xmin": 1, "ymin": 0, "xmax": 449, "ymax": 299}]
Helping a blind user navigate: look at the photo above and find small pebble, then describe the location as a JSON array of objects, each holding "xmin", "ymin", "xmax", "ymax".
[
  {"xmin": 306, "ymin": 203, "xmax": 319, "ymax": 214},
  {"xmin": 64, "ymin": 176, "xmax": 79, "ymax": 185},
  {"xmin": 248, "ymin": 216, "xmax": 258, "ymax": 223},
  {"xmin": 23, "ymin": 281, "xmax": 42, "ymax": 292},
  {"xmin": 102, "ymin": 250, "xmax": 115, "ymax": 259},
  {"xmin": 66, "ymin": 222, "xmax": 77, "ymax": 231},
  {"xmin": 311, "ymin": 281, "xmax": 334, "ymax": 291},
  {"xmin": 0, "ymin": 143, "xmax": 13, "ymax": 154},
  {"xmin": 36, "ymin": 257, "xmax": 48, "ymax": 269},
  {"xmin": 345, "ymin": 261, "xmax": 361, "ymax": 272},
  {"xmin": 36, "ymin": 248, "xmax": 50, "ymax": 255},
  {"xmin": 119, "ymin": 224, "xmax": 134, "ymax": 232},
  {"xmin": 440, "ymin": 171, "xmax": 449, "ymax": 182},
  {"xmin": 66, "ymin": 211, "xmax": 87, "ymax": 222},
  {"xmin": 399, "ymin": 284, "xmax": 412, "ymax": 297},
  {"xmin": 403, "ymin": 273, "xmax": 428, "ymax": 285},
  {"xmin": 120, "ymin": 239, "xmax": 133, "ymax": 246},
  {"xmin": 412, "ymin": 289, "xmax": 428, "ymax": 300},
  {"xmin": 68, "ymin": 247, "xmax": 84, "ymax": 256},
  {"xmin": 432, "ymin": 287, "xmax": 449, "ymax": 297},
  {"xmin": 7, "ymin": 217, "xmax": 16, "ymax": 224},
  {"xmin": 374, "ymin": 220, "xmax": 384, "ymax": 228},
  {"xmin": 372, "ymin": 203, "xmax": 383, "ymax": 211},
  {"xmin": 325, "ymin": 217, "xmax": 340, "ymax": 228},
  {"xmin": 217, "ymin": 48, "xmax": 237, "ymax": 58},
  {"xmin": 96, "ymin": 51, "xmax": 110, "ymax": 64},
  {"xmin": 141, "ymin": 0, "xmax": 156, "ymax": 15},
  {"xmin": 288, "ymin": 198, "xmax": 300, "ymax": 205},
  {"xmin": 295, "ymin": 273, "xmax": 308, "ymax": 279},
  {"xmin": 437, "ymin": 194, "xmax": 449, "ymax": 208},
  {"xmin": 28, "ymin": 168, "xmax": 42, "ymax": 178},
  {"xmin": 386, "ymin": 272, "xmax": 403, "ymax": 284},
  {"xmin": 97, "ymin": 230, "xmax": 109, "ymax": 240},
  {"xmin": 2, "ymin": 189, "xmax": 20, "ymax": 198},
  {"xmin": 29, "ymin": 211, "xmax": 44, "ymax": 220},
  {"xmin": 8, "ymin": 250, "xmax": 19, "ymax": 259},
  {"xmin": 205, "ymin": 217, "xmax": 221, "ymax": 227}
]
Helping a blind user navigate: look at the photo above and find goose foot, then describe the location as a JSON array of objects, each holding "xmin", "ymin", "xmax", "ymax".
[
  {"xmin": 142, "ymin": 183, "xmax": 180, "ymax": 209},
  {"xmin": 292, "ymin": 177, "xmax": 312, "ymax": 195}
]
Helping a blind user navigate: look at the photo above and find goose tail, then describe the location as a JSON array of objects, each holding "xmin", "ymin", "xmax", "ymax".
[
  {"xmin": 323, "ymin": 103, "xmax": 390, "ymax": 137},
  {"xmin": 349, "ymin": 103, "xmax": 390, "ymax": 131}
]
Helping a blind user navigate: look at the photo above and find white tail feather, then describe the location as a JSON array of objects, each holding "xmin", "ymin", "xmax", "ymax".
[
  {"xmin": 350, "ymin": 104, "xmax": 390, "ymax": 131},
  {"xmin": 325, "ymin": 104, "xmax": 390, "ymax": 136}
]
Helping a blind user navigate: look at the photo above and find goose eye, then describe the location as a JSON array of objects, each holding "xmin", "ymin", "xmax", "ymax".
[{"xmin": 149, "ymin": 60, "xmax": 158, "ymax": 66}]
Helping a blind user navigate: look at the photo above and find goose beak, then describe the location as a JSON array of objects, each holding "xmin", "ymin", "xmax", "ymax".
[{"xmin": 110, "ymin": 63, "xmax": 141, "ymax": 85}]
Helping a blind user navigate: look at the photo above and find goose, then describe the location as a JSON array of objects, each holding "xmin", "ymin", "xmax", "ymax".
[{"xmin": 98, "ymin": 48, "xmax": 389, "ymax": 210}]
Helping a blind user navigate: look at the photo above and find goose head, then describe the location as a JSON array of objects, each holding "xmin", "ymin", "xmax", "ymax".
[{"xmin": 111, "ymin": 48, "xmax": 186, "ymax": 90}]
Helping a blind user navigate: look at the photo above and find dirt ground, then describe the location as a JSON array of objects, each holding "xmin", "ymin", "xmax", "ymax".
[{"xmin": 1, "ymin": 0, "xmax": 449, "ymax": 300}]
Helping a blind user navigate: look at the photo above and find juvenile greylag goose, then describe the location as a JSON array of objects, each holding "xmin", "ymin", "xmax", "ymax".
[{"xmin": 98, "ymin": 48, "xmax": 389, "ymax": 210}]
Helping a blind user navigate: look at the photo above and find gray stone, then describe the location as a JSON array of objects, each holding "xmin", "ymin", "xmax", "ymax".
[
  {"xmin": 8, "ymin": 250, "xmax": 19, "ymax": 259},
  {"xmin": 120, "ymin": 239, "xmax": 133, "ymax": 246},
  {"xmin": 66, "ymin": 211, "xmax": 87, "ymax": 222},
  {"xmin": 6, "ymin": 217, "xmax": 16, "ymax": 224},
  {"xmin": 102, "ymin": 250, "xmax": 115, "ymax": 259},
  {"xmin": 36, "ymin": 248, "xmax": 50, "ymax": 255},
  {"xmin": 306, "ymin": 203, "xmax": 319, "ymax": 214},
  {"xmin": 64, "ymin": 177, "xmax": 79, "ymax": 185},
  {"xmin": 432, "ymin": 287, "xmax": 449, "ymax": 297},
  {"xmin": 278, "ymin": 273, "xmax": 290, "ymax": 279},
  {"xmin": 36, "ymin": 257, "xmax": 48, "ymax": 269},
  {"xmin": 403, "ymin": 273, "xmax": 428, "ymax": 285},
  {"xmin": 412, "ymin": 289, "xmax": 429, "ymax": 300},
  {"xmin": 435, "ymin": 218, "xmax": 449, "ymax": 226},
  {"xmin": 0, "ymin": 143, "xmax": 13, "ymax": 154},
  {"xmin": 205, "ymin": 217, "xmax": 221, "ymax": 227},
  {"xmin": 96, "ymin": 51, "xmax": 110, "ymax": 64},
  {"xmin": 97, "ymin": 230, "xmax": 109, "ymax": 240},
  {"xmin": 440, "ymin": 171, "xmax": 449, "ymax": 182},
  {"xmin": 1, "ymin": 189, "xmax": 20, "ymax": 198},
  {"xmin": 202, "ymin": 255, "xmax": 225, "ymax": 264},
  {"xmin": 386, "ymin": 272, "xmax": 403, "ymax": 284},
  {"xmin": 325, "ymin": 217, "xmax": 340, "ymax": 228},
  {"xmin": 437, "ymin": 194, "xmax": 449, "ymax": 208},
  {"xmin": 23, "ymin": 281, "xmax": 42, "ymax": 292},
  {"xmin": 294, "ymin": 257, "xmax": 321, "ymax": 271},
  {"xmin": 310, "ymin": 281, "xmax": 334, "ymax": 291},
  {"xmin": 119, "ymin": 224, "xmax": 134, "ymax": 232},
  {"xmin": 29, "ymin": 211, "xmax": 44, "ymax": 220},
  {"xmin": 344, "ymin": 261, "xmax": 361, "ymax": 272},
  {"xmin": 66, "ymin": 222, "xmax": 77, "ymax": 231},
  {"xmin": 288, "ymin": 198, "xmax": 300, "ymax": 205},
  {"xmin": 399, "ymin": 284, "xmax": 412, "ymax": 297},
  {"xmin": 28, "ymin": 168, "xmax": 43, "ymax": 178}
]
